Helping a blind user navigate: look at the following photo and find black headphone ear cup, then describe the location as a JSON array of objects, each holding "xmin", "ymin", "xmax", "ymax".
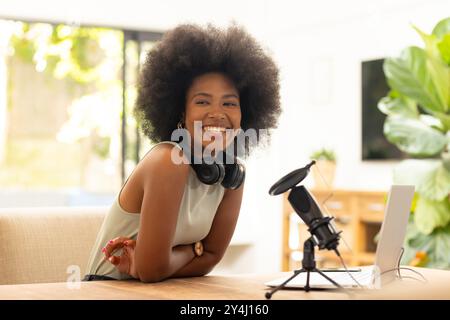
[
  {"xmin": 222, "ymin": 162, "xmax": 245, "ymax": 189},
  {"xmin": 192, "ymin": 163, "xmax": 225, "ymax": 185}
]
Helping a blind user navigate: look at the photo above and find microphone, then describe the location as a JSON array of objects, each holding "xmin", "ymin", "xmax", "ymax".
[
  {"xmin": 288, "ymin": 186, "xmax": 341, "ymax": 253},
  {"xmin": 268, "ymin": 160, "xmax": 341, "ymax": 254},
  {"xmin": 265, "ymin": 161, "xmax": 345, "ymax": 298}
]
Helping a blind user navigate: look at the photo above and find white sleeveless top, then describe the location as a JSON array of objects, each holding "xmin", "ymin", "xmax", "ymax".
[{"xmin": 84, "ymin": 141, "xmax": 226, "ymax": 280}]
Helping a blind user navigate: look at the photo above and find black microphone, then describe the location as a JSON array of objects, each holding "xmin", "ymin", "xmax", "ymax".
[
  {"xmin": 288, "ymin": 186, "xmax": 341, "ymax": 253},
  {"xmin": 266, "ymin": 161, "xmax": 345, "ymax": 298},
  {"xmin": 268, "ymin": 160, "xmax": 341, "ymax": 254}
]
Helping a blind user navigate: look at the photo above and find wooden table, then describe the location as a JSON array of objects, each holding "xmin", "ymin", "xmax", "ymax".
[{"xmin": 0, "ymin": 268, "xmax": 449, "ymax": 300}]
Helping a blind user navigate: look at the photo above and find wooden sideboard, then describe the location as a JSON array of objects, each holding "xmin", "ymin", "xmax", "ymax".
[{"xmin": 281, "ymin": 189, "xmax": 387, "ymax": 271}]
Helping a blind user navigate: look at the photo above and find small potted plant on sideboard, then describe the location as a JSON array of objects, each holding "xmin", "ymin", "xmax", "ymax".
[{"xmin": 310, "ymin": 148, "xmax": 337, "ymax": 190}]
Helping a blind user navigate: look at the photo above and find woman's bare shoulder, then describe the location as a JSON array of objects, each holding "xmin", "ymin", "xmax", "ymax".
[{"xmin": 139, "ymin": 143, "xmax": 190, "ymax": 187}]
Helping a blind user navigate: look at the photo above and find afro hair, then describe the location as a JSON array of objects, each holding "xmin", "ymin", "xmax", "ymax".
[{"xmin": 134, "ymin": 23, "xmax": 281, "ymax": 156}]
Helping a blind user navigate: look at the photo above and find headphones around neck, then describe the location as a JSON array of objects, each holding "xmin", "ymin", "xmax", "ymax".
[
  {"xmin": 173, "ymin": 116, "xmax": 247, "ymax": 188},
  {"xmin": 191, "ymin": 156, "xmax": 246, "ymax": 190},
  {"xmin": 172, "ymin": 140, "xmax": 245, "ymax": 190}
]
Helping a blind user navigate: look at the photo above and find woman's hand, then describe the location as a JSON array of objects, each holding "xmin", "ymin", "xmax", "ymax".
[{"xmin": 102, "ymin": 237, "xmax": 139, "ymax": 279}]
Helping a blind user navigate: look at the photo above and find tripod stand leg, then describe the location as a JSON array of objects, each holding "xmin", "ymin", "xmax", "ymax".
[
  {"xmin": 315, "ymin": 268, "xmax": 345, "ymax": 290},
  {"xmin": 305, "ymin": 270, "xmax": 311, "ymax": 292},
  {"xmin": 265, "ymin": 269, "xmax": 305, "ymax": 299}
]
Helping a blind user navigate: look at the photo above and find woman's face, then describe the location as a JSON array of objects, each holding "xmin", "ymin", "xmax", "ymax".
[{"xmin": 184, "ymin": 72, "xmax": 242, "ymax": 153}]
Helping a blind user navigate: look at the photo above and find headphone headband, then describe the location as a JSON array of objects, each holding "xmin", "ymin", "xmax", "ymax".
[{"xmin": 173, "ymin": 141, "xmax": 245, "ymax": 189}]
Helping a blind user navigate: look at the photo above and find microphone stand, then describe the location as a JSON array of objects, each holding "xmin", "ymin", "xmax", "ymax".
[{"xmin": 265, "ymin": 238, "xmax": 344, "ymax": 299}]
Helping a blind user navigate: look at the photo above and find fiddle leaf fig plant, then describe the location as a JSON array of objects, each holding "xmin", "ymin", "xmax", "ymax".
[{"xmin": 378, "ymin": 17, "xmax": 450, "ymax": 269}]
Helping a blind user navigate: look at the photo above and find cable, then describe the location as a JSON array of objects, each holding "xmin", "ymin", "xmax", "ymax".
[
  {"xmin": 396, "ymin": 247, "xmax": 404, "ymax": 279},
  {"xmin": 341, "ymin": 247, "xmax": 427, "ymax": 286},
  {"xmin": 335, "ymin": 249, "xmax": 427, "ymax": 288},
  {"xmin": 315, "ymin": 163, "xmax": 363, "ymax": 288},
  {"xmin": 378, "ymin": 267, "xmax": 428, "ymax": 283},
  {"xmin": 313, "ymin": 160, "xmax": 334, "ymax": 209},
  {"xmin": 314, "ymin": 162, "xmax": 354, "ymax": 255},
  {"xmin": 335, "ymin": 249, "xmax": 364, "ymax": 288},
  {"xmin": 323, "ymin": 204, "xmax": 354, "ymax": 254},
  {"xmin": 312, "ymin": 164, "xmax": 363, "ymax": 289}
]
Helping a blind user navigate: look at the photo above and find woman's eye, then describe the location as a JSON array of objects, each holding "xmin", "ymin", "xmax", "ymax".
[
  {"xmin": 196, "ymin": 100, "xmax": 209, "ymax": 105},
  {"xmin": 224, "ymin": 102, "xmax": 239, "ymax": 107}
]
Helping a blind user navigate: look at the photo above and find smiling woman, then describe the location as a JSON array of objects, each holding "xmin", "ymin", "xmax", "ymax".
[
  {"xmin": 183, "ymin": 72, "xmax": 242, "ymax": 155},
  {"xmin": 83, "ymin": 23, "xmax": 281, "ymax": 282},
  {"xmin": 135, "ymin": 23, "xmax": 281, "ymax": 156}
]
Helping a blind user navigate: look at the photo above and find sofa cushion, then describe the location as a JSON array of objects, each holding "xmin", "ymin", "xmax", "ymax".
[{"xmin": 0, "ymin": 206, "xmax": 107, "ymax": 285}]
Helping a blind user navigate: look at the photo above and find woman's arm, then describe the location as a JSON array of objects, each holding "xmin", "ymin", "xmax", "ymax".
[
  {"xmin": 134, "ymin": 144, "xmax": 195, "ymax": 283},
  {"xmin": 170, "ymin": 181, "xmax": 245, "ymax": 278}
]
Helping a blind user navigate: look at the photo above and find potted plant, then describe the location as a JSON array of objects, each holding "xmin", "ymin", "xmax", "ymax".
[
  {"xmin": 309, "ymin": 148, "xmax": 337, "ymax": 190},
  {"xmin": 378, "ymin": 17, "xmax": 450, "ymax": 269}
]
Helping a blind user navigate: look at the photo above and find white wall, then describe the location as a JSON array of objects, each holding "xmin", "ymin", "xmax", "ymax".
[
  {"xmin": 268, "ymin": 0, "xmax": 450, "ymax": 192},
  {"xmin": 1, "ymin": 0, "xmax": 449, "ymax": 275}
]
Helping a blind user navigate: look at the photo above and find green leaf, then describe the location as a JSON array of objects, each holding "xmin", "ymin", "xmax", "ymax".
[
  {"xmin": 403, "ymin": 220, "xmax": 450, "ymax": 269},
  {"xmin": 419, "ymin": 114, "xmax": 446, "ymax": 131},
  {"xmin": 414, "ymin": 196, "xmax": 450, "ymax": 235},
  {"xmin": 377, "ymin": 92, "xmax": 419, "ymax": 118},
  {"xmin": 384, "ymin": 116, "xmax": 447, "ymax": 156},
  {"xmin": 432, "ymin": 17, "xmax": 450, "ymax": 39},
  {"xmin": 309, "ymin": 148, "xmax": 336, "ymax": 162},
  {"xmin": 402, "ymin": 218, "xmax": 426, "ymax": 264},
  {"xmin": 384, "ymin": 46, "xmax": 448, "ymax": 114},
  {"xmin": 393, "ymin": 159, "xmax": 443, "ymax": 201},
  {"xmin": 437, "ymin": 34, "xmax": 450, "ymax": 65},
  {"xmin": 432, "ymin": 225, "xmax": 450, "ymax": 266},
  {"xmin": 393, "ymin": 159, "xmax": 440, "ymax": 186},
  {"xmin": 432, "ymin": 111, "xmax": 450, "ymax": 131},
  {"xmin": 443, "ymin": 151, "xmax": 450, "ymax": 172},
  {"xmin": 413, "ymin": 26, "xmax": 449, "ymax": 111},
  {"xmin": 417, "ymin": 163, "xmax": 450, "ymax": 201},
  {"xmin": 413, "ymin": 24, "xmax": 439, "ymax": 57}
]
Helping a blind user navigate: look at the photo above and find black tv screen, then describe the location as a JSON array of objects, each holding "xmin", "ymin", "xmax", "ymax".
[{"xmin": 361, "ymin": 58, "xmax": 407, "ymax": 160}]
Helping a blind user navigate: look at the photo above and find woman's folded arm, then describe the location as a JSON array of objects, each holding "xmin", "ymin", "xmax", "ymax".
[
  {"xmin": 120, "ymin": 143, "xmax": 244, "ymax": 282},
  {"xmin": 133, "ymin": 144, "xmax": 193, "ymax": 283},
  {"xmin": 170, "ymin": 182, "xmax": 245, "ymax": 279}
]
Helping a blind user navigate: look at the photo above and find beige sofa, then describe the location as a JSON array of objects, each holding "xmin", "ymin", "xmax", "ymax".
[{"xmin": 0, "ymin": 206, "xmax": 107, "ymax": 285}]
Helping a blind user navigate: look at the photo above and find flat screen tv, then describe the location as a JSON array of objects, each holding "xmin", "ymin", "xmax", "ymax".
[{"xmin": 361, "ymin": 58, "xmax": 408, "ymax": 160}]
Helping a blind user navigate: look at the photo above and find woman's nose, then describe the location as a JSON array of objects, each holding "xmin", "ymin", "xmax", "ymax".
[{"xmin": 207, "ymin": 113, "xmax": 226, "ymax": 120}]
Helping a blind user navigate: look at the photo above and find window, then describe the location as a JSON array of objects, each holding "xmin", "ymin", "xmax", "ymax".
[{"xmin": 0, "ymin": 18, "xmax": 162, "ymax": 207}]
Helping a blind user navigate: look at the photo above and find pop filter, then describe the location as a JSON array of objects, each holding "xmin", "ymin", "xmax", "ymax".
[{"xmin": 268, "ymin": 160, "xmax": 316, "ymax": 195}]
